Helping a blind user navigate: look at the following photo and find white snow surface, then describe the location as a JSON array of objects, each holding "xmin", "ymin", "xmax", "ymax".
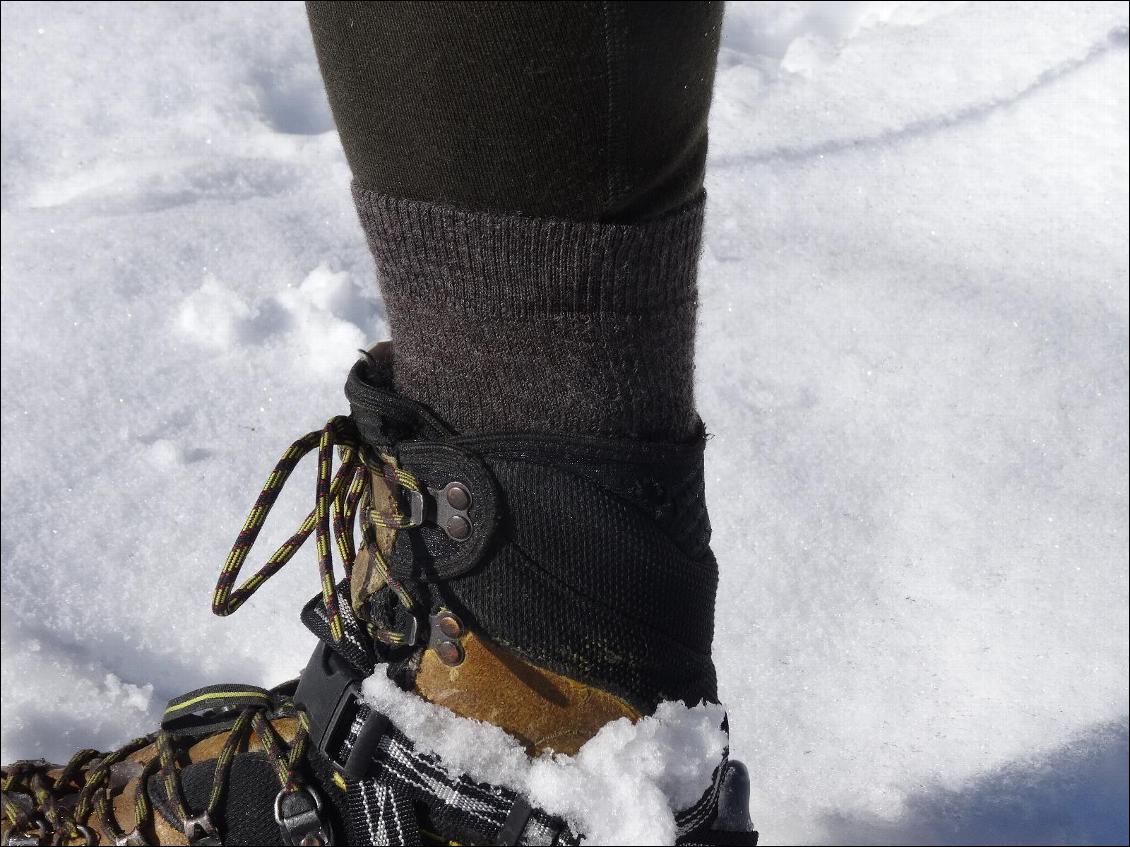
[{"xmin": 1, "ymin": 2, "xmax": 1127, "ymax": 844}]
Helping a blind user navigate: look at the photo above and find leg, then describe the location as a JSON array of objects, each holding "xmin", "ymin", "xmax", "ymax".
[
  {"xmin": 2, "ymin": 7, "xmax": 757, "ymax": 844},
  {"xmin": 307, "ymin": 1, "xmax": 724, "ymax": 440},
  {"xmin": 307, "ymin": 1, "xmax": 722, "ymax": 222}
]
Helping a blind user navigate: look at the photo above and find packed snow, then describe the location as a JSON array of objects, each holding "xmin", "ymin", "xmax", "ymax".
[
  {"xmin": 1, "ymin": 2, "xmax": 1127, "ymax": 844},
  {"xmin": 363, "ymin": 674, "xmax": 728, "ymax": 845}
]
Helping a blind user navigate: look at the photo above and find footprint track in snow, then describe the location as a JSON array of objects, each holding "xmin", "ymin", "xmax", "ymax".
[{"xmin": 175, "ymin": 264, "xmax": 380, "ymax": 378}]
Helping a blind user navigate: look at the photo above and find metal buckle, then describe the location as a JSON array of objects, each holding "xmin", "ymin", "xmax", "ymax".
[
  {"xmin": 403, "ymin": 488, "xmax": 426, "ymax": 528},
  {"xmin": 183, "ymin": 812, "xmax": 221, "ymax": 845},
  {"xmin": 274, "ymin": 786, "xmax": 333, "ymax": 846},
  {"xmin": 6, "ymin": 819, "xmax": 49, "ymax": 846}
]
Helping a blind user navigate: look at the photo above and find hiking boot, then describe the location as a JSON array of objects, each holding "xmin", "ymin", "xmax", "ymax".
[{"xmin": 1, "ymin": 345, "xmax": 757, "ymax": 846}]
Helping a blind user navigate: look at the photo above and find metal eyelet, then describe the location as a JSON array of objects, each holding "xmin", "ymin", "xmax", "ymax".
[
  {"xmin": 183, "ymin": 811, "xmax": 221, "ymax": 845},
  {"xmin": 274, "ymin": 785, "xmax": 332, "ymax": 846},
  {"xmin": 429, "ymin": 610, "xmax": 466, "ymax": 667},
  {"xmin": 4, "ymin": 819, "xmax": 49, "ymax": 846}
]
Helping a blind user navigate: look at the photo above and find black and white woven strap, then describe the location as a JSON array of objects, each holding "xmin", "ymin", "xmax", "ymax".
[
  {"xmin": 293, "ymin": 602, "xmax": 754, "ymax": 846},
  {"xmin": 342, "ymin": 700, "xmax": 575, "ymax": 846},
  {"xmin": 338, "ymin": 698, "xmax": 730, "ymax": 846}
]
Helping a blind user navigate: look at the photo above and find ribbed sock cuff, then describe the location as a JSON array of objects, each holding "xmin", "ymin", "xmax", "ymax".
[{"xmin": 354, "ymin": 187, "xmax": 705, "ymax": 440}]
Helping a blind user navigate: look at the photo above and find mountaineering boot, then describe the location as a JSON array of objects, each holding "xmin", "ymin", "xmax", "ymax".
[{"xmin": 1, "ymin": 347, "xmax": 757, "ymax": 846}]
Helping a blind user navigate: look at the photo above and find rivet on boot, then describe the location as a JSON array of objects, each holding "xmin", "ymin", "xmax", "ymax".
[
  {"xmin": 445, "ymin": 481, "xmax": 472, "ymax": 511},
  {"xmin": 445, "ymin": 514, "xmax": 472, "ymax": 541},
  {"xmin": 436, "ymin": 640, "xmax": 465, "ymax": 667},
  {"xmin": 432, "ymin": 481, "xmax": 475, "ymax": 541},
  {"xmin": 429, "ymin": 610, "xmax": 466, "ymax": 666},
  {"xmin": 435, "ymin": 610, "xmax": 464, "ymax": 639}
]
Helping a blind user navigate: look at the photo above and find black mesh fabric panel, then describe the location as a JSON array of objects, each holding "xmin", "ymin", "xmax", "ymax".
[
  {"xmin": 153, "ymin": 754, "xmax": 284, "ymax": 845},
  {"xmin": 345, "ymin": 357, "xmax": 718, "ymax": 710}
]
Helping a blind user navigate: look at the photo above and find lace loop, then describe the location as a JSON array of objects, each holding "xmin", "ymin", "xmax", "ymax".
[
  {"xmin": 213, "ymin": 414, "xmax": 426, "ymax": 651},
  {"xmin": 3, "ymin": 414, "xmax": 423, "ymax": 844},
  {"xmin": 2, "ymin": 697, "xmax": 313, "ymax": 844}
]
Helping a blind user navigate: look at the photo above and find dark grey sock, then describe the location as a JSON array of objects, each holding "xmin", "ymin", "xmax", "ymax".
[{"xmin": 353, "ymin": 187, "xmax": 705, "ymax": 441}]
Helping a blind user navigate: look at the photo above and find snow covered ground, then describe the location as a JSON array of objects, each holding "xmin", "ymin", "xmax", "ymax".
[{"xmin": 2, "ymin": 1, "xmax": 1127, "ymax": 844}]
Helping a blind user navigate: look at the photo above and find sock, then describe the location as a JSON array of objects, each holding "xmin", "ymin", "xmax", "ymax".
[{"xmin": 353, "ymin": 188, "xmax": 705, "ymax": 442}]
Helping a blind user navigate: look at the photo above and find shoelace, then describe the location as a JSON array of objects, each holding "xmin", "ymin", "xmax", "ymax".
[
  {"xmin": 2, "ymin": 415, "xmax": 422, "ymax": 844},
  {"xmin": 213, "ymin": 414, "xmax": 423, "ymax": 644},
  {"xmin": 1, "ymin": 704, "xmax": 311, "ymax": 845}
]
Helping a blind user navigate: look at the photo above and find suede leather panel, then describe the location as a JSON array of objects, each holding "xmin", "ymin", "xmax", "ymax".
[{"xmin": 415, "ymin": 631, "xmax": 640, "ymax": 756}]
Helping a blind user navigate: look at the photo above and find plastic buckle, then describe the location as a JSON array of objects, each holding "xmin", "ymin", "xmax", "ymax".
[
  {"xmin": 294, "ymin": 642, "xmax": 390, "ymax": 780},
  {"xmin": 342, "ymin": 709, "xmax": 390, "ymax": 781},
  {"xmin": 712, "ymin": 760, "xmax": 754, "ymax": 833},
  {"xmin": 274, "ymin": 786, "xmax": 333, "ymax": 846},
  {"xmin": 497, "ymin": 797, "xmax": 534, "ymax": 845},
  {"xmin": 295, "ymin": 643, "xmax": 365, "ymax": 769}
]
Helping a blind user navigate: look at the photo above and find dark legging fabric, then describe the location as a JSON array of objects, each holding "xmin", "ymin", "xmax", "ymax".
[
  {"xmin": 306, "ymin": 1, "xmax": 723, "ymax": 223},
  {"xmin": 305, "ymin": 1, "xmax": 723, "ymax": 441}
]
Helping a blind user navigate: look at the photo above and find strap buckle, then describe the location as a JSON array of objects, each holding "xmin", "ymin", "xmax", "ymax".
[
  {"xmin": 6, "ymin": 820, "xmax": 48, "ymax": 846},
  {"xmin": 295, "ymin": 642, "xmax": 364, "ymax": 768},
  {"xmin": 294, "ymin": 641, "xmax": 390, "ymax": 779}
]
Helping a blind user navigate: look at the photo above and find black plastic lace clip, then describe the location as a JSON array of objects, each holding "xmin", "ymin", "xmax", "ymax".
[
  {"xmin": 342, "ymin": 710, "xmax": 391, "ymax": 780},
  {"xmin": 496, "ymin": 796, "xmax": 534, "ymax": 845},
  {"xmin": 294, "ymin": 640, "xmax": 394, "ymax": 781}
]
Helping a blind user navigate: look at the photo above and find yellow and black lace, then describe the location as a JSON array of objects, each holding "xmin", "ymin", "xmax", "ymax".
[
  {"xmin": 1, "ymin": 694, "xmax": 311, "ymax": 845},
  {"xmin": 213, "ymin": 414, "xmax": 424, "ymax": 644},
  {"xmin": 2, "ymin": 415, "xmax": 421, "ymax": 844}
]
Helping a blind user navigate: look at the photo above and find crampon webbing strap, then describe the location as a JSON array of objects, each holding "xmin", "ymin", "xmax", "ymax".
[{"xmin": 293, "ymin": 612, "xmax": 759, "ymax": 847}]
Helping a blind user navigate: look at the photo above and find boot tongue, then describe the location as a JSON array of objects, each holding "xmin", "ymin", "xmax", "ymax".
[
  {"xmin": 345, "ymin": 344, "xmax": 453, "ymax": 447},
  {"xmin": 348, "ymin": 472, "xmax": 401, "ymax": 617},
  {"xmin": 343, "ymin": 345, "xmax": 459, "ymax": 625}
]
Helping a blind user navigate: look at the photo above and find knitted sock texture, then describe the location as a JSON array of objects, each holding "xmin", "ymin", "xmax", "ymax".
[{"xmin": 353, "ymin": 187, "xmax": 705, "ymax": 441}]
